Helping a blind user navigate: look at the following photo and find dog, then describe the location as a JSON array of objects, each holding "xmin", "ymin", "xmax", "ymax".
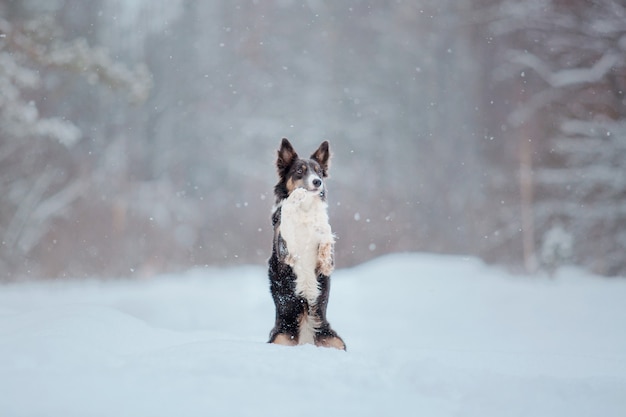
[{"xmin": 267, "ymin": 138, "xmax": 346, "ymax": 350}]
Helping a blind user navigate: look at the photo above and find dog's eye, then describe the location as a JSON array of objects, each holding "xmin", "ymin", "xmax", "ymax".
[{"xmin": 296, "ymin": 168, "xmax": 303, "ymax": 175}]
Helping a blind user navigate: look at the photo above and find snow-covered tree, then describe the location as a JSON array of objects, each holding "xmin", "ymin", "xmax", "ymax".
[
  {"xmin": 4, "ymin": 0, "xmax": 625, "ymax": 279},
  {"xmin": 0, "ymin": 11, "xmax": 150, "ymax": 279},
  {"xmin": 484, "ymin": 0, "xmax": 626, "ymax": 275}
]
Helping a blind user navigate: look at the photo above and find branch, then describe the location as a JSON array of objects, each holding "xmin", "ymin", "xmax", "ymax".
[
  {"xmin": 3, "ymin": 16, "xmax": 152, "ymax": 104},
  {"xmin": 510, "ymin": 51, "xmax": 621, "ymax": 88},
  {"xmin": 19, "ymin": 179, "xmax": 86, "ymax": 253}
]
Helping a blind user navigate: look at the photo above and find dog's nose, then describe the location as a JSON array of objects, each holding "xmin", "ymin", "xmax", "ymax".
[{"xmin": 312, "ymin": 178, "xmax": 322, "ymax": 187}]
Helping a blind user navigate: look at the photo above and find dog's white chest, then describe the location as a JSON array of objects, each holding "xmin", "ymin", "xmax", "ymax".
[{"xmin": 279, "ymin": 188, "xmax": 334, "ymax": 304}]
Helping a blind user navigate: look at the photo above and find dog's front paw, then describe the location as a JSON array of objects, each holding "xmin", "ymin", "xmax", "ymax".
[
  {"xmin": 316, "ymin": 223, "xmax": 333, "ymax": 241},
  {"xmin": 288, "ymin": 187, "xmax": 308, "ymax": 204},
  {"xmin": 284, "ymin": 252, "xmax": 297, "ymax": 267},
  {"xmin": 287, "ymin": 187, "xmax": 314, "ymax": 211},
  {"xmin": 317, "ymin": 242, "xmax": 334, "ymax": 276}
]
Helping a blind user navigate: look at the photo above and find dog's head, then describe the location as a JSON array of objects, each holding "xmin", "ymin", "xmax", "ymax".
[{"xmin": 274, "ymin": 138, "xmax": 330, "ymax": 201}]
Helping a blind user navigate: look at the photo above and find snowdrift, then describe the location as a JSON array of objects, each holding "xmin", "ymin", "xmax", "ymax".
[{"xmin": 1, "ymin": 253, "xmax": 625, "ymax": 416}]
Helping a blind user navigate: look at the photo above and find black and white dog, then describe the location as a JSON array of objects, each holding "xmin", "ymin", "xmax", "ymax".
[{"xmin": 267, "ymin": 138, "xmax": 345, "ymax": 350}]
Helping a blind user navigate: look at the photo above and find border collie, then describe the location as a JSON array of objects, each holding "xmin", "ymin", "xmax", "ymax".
[{"xmin": 267, "ymin": 138, "xmax": 346, "ymax": 350}]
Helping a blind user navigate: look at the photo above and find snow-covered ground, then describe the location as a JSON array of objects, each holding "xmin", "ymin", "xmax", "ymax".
[{"xmin": 1, "ymin": 253, "xmax": 625, "ymax": 417}]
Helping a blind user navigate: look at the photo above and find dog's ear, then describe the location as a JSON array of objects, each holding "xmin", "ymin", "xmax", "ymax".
[
  {"xmin": 311, "ymin": 141, "xmax": 331, "ymax": 177},
  {"xmin": 277, "ymin": 138, "xmax": 298, "ymax": 176}
]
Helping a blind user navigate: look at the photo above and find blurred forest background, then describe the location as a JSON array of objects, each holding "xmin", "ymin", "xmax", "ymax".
[{"xmin": 1, "ymin": 0, "xmax": 625, "ymax": 280}]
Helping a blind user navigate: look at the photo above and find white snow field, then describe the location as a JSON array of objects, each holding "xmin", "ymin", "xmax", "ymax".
[{"xmin": 1, "ymin": 253, "xmax": 625, "ymax": 417}]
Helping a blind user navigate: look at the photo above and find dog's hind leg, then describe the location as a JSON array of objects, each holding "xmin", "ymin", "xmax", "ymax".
[
  {"xmin": 314, "ymin": 322, "xmax": 346, "ymax": 350},
  {"xmin": 269, "ymin": 332, "xmax": 298, "ymax": 346},
  {"xmin": 267, "ymin": 264, "xmax": 305, "ymax": 346},
  {"xmin": 312, "ymin": 273, "xmax": 346, "ymax": 350},
  {"xmin": 315, "ymin": 334, "xmax": 346, "ymax": 350}
]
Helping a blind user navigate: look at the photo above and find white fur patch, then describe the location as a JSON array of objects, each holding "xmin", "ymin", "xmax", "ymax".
[
  {"xmin": 306, "ymin": 173, "xmax": 323, "ymax": 192},
  {"xmin": 298, "ymin": 313, "xmax": 319, "ymax": 345},
  {"xmin": 279, "ymin": 188, "xmax": 334, "ymax": 306}
]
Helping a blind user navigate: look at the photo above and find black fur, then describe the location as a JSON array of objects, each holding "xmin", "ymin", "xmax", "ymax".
[{"xmin": 267, "ymin": 139, "xmax": 345, "ymax": 349}]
